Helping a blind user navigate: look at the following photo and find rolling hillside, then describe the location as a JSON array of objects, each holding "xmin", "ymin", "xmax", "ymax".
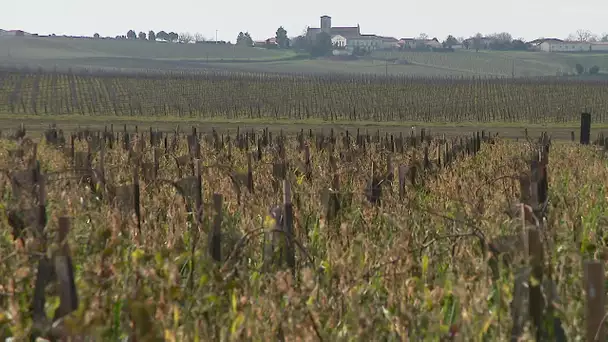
[
  {"xmin": 1, "ymin": 35, "xmax": 606, "ymax": 77},
  {"xmin": 0, "ymin": 35, "xmax": 296, "ymax": 61},
  {"xmin": 371, "ymin": 50, "xmax": 608, "ymax": 77}
]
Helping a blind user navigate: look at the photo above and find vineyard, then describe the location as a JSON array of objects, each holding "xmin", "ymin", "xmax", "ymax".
[
  {"xmin": 3, "ymin": 37, "xmax": 608, "ymax": 78},
  {"xmin": 1, "ymin": 123, "xmax": 608, "ymax": 340},
  {"xmin": 1, "ymin": 67, "xmax": 608, "ymax": 124},
  {"xmin": 371, "ymin": 50, "xmax": 608, "ymax": 78}
]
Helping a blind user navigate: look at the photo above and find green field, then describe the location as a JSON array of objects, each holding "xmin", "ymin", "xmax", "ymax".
[
  {"xmin": 0, "ymin": 36, "xmax": 471, "ymax": 76},
  {"xmin": 371, "ymin": 50, "xmax": 608, "ymax": 77},
  {"xmin": 0, "ymin": 35, "xmax": 301, "ymax": 74},
  {"xmin": 0, "ymin": 36, "xmax": 296, "ymax": 61},
  {"xmin": 2, "ymin": 36, "xmax": 608, "ymax": 77}
]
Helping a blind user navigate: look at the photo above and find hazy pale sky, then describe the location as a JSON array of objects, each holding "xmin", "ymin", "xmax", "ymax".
[{"xmin": 2, "ymin": 0, "xmax": 606, "ymax": 42}]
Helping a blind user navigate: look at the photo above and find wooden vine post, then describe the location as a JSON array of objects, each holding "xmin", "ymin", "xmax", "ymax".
[
  {"xmin": 53, "ymin": 217, "xmax": 79, "ymax": 321},
  {"xmin": 304, "ymin": 144, "xmax": 311, "ymax": 181},
  {"xmin": 527, "ymin": 228, "xmax": 544, "ymax": 341},
  {"xmin": 584, "ymin": 261, "xmax": 605, "ymax": 342},
  {"xmin": 32, "ymin": 161, "xmax": 50, "ymax": 326},
  {"xmin": 122, "ymin": 125, "xmax": 130, "ymax": 151},
  {"xmin": 209, "ymin": 193, "xmax": 223, "ymax": 262},
  {"xmin": 398, "ymin": 165, "xmax": 407, "ymax": 199},
  {"xmin": 507, "ymin": 142, "xmax": 566, "ymax": 341},
  {"xmin": 326, "ymin": 154, "xmax": 341, "ymax": 222},
  {"xmin": 580, "ymin": 112, "xmax": 591, "ymax": 145},
  {"xmin": 247, "ymin": 152, "xmax": 254, "ymax": 193},
  {"xmin": 189, "ymin": 160, "xmax": 204, "ymax": 289},
  {"xmin": 132, "ymin": 157, "xmax": 142, "ymax": 239},
  {"xmin": 25, "ymin": 164, "xmax": 79, "ymax": 339},
  {"xmin": 386, "ymin": 153, "xmax": 393, "ymax": 183},
  {"xmin": 283, "ymin": 180, "xmax": 295, "ymax": 271}
]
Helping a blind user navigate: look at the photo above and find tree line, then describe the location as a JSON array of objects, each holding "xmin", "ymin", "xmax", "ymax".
[
  {"xmin": 235, "ymin": 26, "xmax": 290, "ymax": 48},
  {"xmin": 567, "ymin": 29, "xmax": 608, "ymax": 42},
  {"xmin": 91, "ymin": 26, "xmax": 293, "ymax": 46},
  {"xmin": 92, "ymin": 26, "xmax": 607, "ymax": 53},
  {"xmin": 94, "ymin": 30, "xmax": 221, "ymax": 44}
]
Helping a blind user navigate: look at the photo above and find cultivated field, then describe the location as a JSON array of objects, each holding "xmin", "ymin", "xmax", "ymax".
[
  {"xmin": 0, "ymin": 36, "xmax": 296, "ymax": 61},
  {"xmin": 1, "ymin": 125, "xmax": 607, "ymax": 340},
  {"xmin": 371, "ymin": 50, "xmax": 608, "ymax": 78},
  {"xmin": 1, "ymin": 58, "xmax": 608, "ymax": 340},
  {"xmin": 180, "ymin": 59, "xmax": 478, "ymax": 77},
  {"xmin": 0, "ymin": 36, "xmax": 301, "ymax": 74},
  {"xmin": 2, "ymin": 36, "xmax": 607, "ymax": 77},
  {"xmin": 1, "ymin": 68, "xmax": 608, "ymax": 128}
]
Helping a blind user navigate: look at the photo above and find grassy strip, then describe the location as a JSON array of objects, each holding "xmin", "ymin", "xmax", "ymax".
[{"xmin": 0, "ymin": 113, "xmax": 599, "ymax": 129}]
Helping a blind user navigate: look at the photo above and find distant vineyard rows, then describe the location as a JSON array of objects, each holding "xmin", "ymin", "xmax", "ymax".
[
  {"xmin": 372, "ymin": 51, "xmax": 561, "ymax": 77},
  {"xmin": 0, "ymin": 67, "xmax": 607, "ymax": 123}
]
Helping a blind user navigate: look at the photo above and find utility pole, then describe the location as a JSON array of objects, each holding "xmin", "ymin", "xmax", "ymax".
[{"xmin": 512, "ymin": 59, "xmax": 515, "ymax": 78}]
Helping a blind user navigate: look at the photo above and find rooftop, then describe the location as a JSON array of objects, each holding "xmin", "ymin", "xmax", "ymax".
[{"xmin": 547, "ymin": 40, "xmax": 591, "ymax": 44}]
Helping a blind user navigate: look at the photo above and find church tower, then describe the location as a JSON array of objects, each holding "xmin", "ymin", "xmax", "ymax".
[{"xmin": 320, "ymin": 15, "xmax": 332, "ymax": 35}]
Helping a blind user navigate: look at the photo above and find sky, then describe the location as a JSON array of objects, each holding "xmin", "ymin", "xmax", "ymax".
[{"xmin": 1, "ymin": 0, "xmax": 606, "ymax": 42}]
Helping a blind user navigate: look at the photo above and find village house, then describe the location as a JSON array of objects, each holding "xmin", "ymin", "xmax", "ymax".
[
  {"xmin": 398, "ymin": 38, "xmax": 415, "ymax": 48},
  {"xmin": 420, "ymin": 38, "xmax": 442, "ymax": 49},
  {"xmin": 528, "ymin": 38, "xmax": 563, "ymax": 51},
  {"xmin": 254, "ymin": 37, "xmax": 279, "ymax": 47},
  {"xmin": 461, "ymin": 36, "xmax": 494, "ymax": 49},
  {"xmin": 398, "ymin": 37, "xmax": 442, "ymax": 50},
  {"xmin": 530, "ymin": 38, "xmax": 608, "ymax": 53},
  {"xmin": 0, "ymin": 29, "xmax": 27, "ymax": 37},
  {"xmin": 331, "ymin": 34, "xmax": 347, "ymax": 48},
  {"xmin": 348, "ymin": 34, "xmax": 383, "ymax": 50},
  {"xmin": 540, "ymin": 39, "xmax": 591, "ymax": 52},
  {"xmin": 377, "ymin": 36, "xmax": 400, "ymax": 49},
  {"xmin": 589, "ymin": 42, "xmax": 608, "ymax": 52}
]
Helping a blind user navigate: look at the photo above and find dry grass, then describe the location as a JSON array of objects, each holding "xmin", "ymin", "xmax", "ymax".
[{"xmin": 0, "ymin": 134, "xmax": 607, "ymax": 341}]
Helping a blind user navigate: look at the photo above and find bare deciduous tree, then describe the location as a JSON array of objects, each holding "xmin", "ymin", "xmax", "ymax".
[
  {"xmin": 444, "ymin": 35, "xmax": 458, "ymax": 48},
  {"xmin": 473, "ymin": 32, "xmax": 483, "ymax": 52},
  {"xmin": 194, "ymin": 33, "xmax": 206, "ymax": 42},
  {"xmin": 178, "ymin": 32, "xmax": 193, "ymax": 44},
  {"xmin": 573, "ymin": 29, "xmax": 594, "ymax": 42},
  {"xmin": 491, "ymin": 32, "xmax": 512, "ymax": 43}
]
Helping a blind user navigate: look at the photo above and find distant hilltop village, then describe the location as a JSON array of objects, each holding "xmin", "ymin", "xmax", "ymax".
[
  {"xmin": 302, "ymin": 15, "xmax": 608, "ymax": 54},
  {"xmin": 2, "ymin": 17, "xmax": 607, "ymax": 55},
  {"xmin": 305, "ymin": 15, "xmax": 406, "ymax": 53}
]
